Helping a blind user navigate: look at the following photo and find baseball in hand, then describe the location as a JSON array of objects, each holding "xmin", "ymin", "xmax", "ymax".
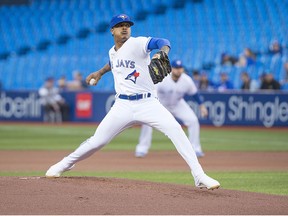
[{"xmin": 89, "ymin": 78, "xmax": 96, "ymax": 85}]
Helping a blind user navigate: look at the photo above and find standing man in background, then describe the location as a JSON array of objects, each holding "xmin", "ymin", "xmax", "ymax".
[
  {"xmin": 38, "ymin": 77, "xmax": 70, "ymax": 122},
  {"xmin": 135, "ymin": 59, "xmax": 208, "ymax": 158}
]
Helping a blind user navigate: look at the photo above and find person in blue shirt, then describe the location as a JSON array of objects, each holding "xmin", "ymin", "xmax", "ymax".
[{"xmin": 216, "ymin": 72, "xmax": 234, "ymax": 91}]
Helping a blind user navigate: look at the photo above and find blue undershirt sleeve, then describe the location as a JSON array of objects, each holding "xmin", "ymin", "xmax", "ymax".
[
  {"xmin": 192, "ymin": 93, "xmax": 204, "ymax": 105},
  {"xmin": 147, "ymin": 37, "xmax": 171, "ymax": 51}
]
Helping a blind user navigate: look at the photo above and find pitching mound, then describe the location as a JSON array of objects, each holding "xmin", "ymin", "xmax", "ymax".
[{"xmin": 1, "ymin": 176, "xmax": 287, "ymax": 215}]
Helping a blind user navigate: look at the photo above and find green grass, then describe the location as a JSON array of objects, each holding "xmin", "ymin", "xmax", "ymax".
[
  {"xmin": 0, "ymin": 124, "xmax": 94, "ymax": 150},
  {"xmin": 0, "ymin": 124, "xmax": 287, "ymax": 196},
  {"xmin": 0, "ymin": 124, "xmax": 287, "ymax": 151},
  {"xmin": 200, "ymin": 129, "xmax": 288, "ymax": 151},
  {"xmin": 67, "ymin": 171, "xmax": 288, "ymax": 195}
]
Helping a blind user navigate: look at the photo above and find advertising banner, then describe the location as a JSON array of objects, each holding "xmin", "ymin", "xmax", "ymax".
[
  {"xmin": 0, "ymin": 90, "xmax": 287, "ymax": 127},
  {"xmin": 185, "ymin": 92, "xmax": 288, "ymax": 127},
  {"xmin": 75, "ymin": 93, "xmax": 92, "ymax": 118}
]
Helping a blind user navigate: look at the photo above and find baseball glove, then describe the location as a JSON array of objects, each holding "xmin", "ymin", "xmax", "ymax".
[{"xmin": 148, "ymin": 51, "xmax": 172, "ymax": 84}]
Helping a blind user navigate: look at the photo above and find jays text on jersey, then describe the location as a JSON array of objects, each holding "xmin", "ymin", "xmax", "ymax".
[{"xmin": 109, "ymin": 36, "xmax": 157, "ymax": 96}]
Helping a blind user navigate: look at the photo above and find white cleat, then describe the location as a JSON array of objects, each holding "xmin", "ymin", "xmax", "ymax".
[
  {"xmin": 135, "ymin": 152, "xmax": 147, "ymax": 158},
  {"xmin": 196, "ymin": 151, "xmax": 205, "ymax": 158},
  {"xmin": 45, "ymin": 161, "xmax": 75, "ymax": 178},
  {"xmin": 195, "ymin": 174, "xmax": 220, "ymax": 190}
]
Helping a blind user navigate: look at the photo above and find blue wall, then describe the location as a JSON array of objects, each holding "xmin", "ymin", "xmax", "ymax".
[
  {"xmin": 0, "ymin": 90, "xmax": 287, "ymax": 128},
  {"xmin": 185, "ymin": 92, "xmax": 288, "ymax": 127}
]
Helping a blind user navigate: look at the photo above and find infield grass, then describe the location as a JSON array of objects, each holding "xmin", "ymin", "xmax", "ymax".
[
  {"xmin": 0, "ymin": 124, "xmax": 287, "ymax": 151},
  {"xmin": 0, "ymin": 123, "xmax": 287, "ymax": 196}
]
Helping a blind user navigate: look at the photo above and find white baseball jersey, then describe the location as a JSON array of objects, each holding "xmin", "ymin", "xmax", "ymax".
[
  {"xmin": 109, "ymin": 36, "xmax": 156, "ymax": 96},
  {"xmin": 157, "ymin": 73, "xmax": 198, "ymax": 108}
]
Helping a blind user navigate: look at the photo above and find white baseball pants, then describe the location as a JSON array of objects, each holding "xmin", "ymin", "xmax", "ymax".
[{"xmin": 61, "ymin": 97, "xmax": 205, "ymax": 179}]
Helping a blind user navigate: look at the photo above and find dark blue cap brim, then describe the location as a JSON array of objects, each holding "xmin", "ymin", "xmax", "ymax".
[{"xmin": 110, "ymin": 21, "xmax": 134, "ymax": 29}]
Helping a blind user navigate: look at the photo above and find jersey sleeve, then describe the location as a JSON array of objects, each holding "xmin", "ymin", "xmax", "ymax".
[
  {"xmin": 186, "ymin": 75, "xmax": 204, "ymax": 104},
  {"xmin": 186, "ymin": 75, "xmax": 198, "ymax": 95},
  {"xmin": 136, "ymin": 36, "xmax": 152, "ymax": 55},
  {"xmin": 147, "ymin": 37, "xmax": 171, "ymax": 51}
]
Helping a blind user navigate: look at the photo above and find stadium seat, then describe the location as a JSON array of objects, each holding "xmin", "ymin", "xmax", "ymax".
[{"xmin": 0, "ymin": 0, "xmax": 287, "ymax": 90}]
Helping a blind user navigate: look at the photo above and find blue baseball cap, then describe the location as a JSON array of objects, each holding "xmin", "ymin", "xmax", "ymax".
[
  {"xmin": 171, "ymin": 59, "xmax": 184, "ymax": 68},
  {"xmin": 109, "ymin": 14, "xmax": 134, "ymax": 29}
]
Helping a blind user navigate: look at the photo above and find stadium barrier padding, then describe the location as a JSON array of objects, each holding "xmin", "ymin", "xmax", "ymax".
[{"xmin": 0, "ymin": 90, "xmax": 287, "ymax": 128}]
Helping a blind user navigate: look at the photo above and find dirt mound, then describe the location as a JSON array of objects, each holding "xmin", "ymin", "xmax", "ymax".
[
  {"xmin": 1, "ymin": 176, "xmax": 287, "ymax": 215},
  {"xmin": 1, "ymin": 151, "xmax": 288, "ymax": 215}
]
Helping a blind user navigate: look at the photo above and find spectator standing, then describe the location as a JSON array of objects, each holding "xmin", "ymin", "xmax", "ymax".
[{"xmin": 39, "ymin": 77, "xmax": 70, "ymax": 122}]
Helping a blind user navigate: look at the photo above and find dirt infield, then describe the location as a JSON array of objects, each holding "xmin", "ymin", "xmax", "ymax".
[{"xmin": 0, "ymin": 150, "xmax": 288, "ymax": 215}]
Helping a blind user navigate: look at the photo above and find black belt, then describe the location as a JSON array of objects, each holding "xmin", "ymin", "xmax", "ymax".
[{"xmin": 118, "ymin": 93, "xmax": 151, "ymax": 100}]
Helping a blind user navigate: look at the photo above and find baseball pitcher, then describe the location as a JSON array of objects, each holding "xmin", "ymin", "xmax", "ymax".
[{"xmin": 45, "ymin": 14, "xmax": 220, "ymax": 190}]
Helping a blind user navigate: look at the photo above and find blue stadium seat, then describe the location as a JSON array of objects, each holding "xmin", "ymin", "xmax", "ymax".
[{"xmin": 0, "ymin": 0, "xmax": 287, "ymax": 90}]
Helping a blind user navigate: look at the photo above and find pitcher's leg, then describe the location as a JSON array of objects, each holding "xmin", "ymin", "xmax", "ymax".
[
  {"xmin": 141, "ymin": 101, "xmax": 220, "ymax": 190},
  {"xmin": 172, "ymin": 101, "xmax": 204, "ymax": 156},
  {"xmin": 135, "ymin": 124, "xmax": 153, "ymax": 157},
  {"xmin": 159, "ymin": 120, "xmax": 205, "ymax": 179},
  {"xmin": 46, "ymin": 100, "xmax": 133, "ymax": 177},
  {"xmin": 137, "ymin": 99, "xmax": 205, "ymax": 179},
  {"xmin": 166, "ymin": 124, "xmax": 219, "ymax": 190}
]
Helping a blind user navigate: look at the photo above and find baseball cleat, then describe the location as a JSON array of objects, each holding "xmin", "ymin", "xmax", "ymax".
[
  {"xmin": 196, "ymin": 151, "xmax": 205, "ymax": 158},
  {"xmin": 45, "ymin": 162, "xmax": 75, "ymax": 178},
  {"xmin": 135, "ymin": 152, "xmax": 147, "ymax": 158},
  {"xmin": 195, "ymin": 174, "xmax": 220, "ymax": 190}
]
